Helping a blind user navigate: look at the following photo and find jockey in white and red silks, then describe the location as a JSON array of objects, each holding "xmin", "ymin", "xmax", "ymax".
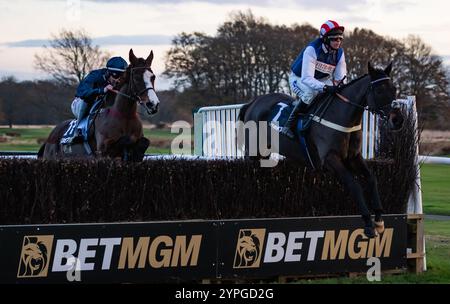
[{"xmin": 281, "ymin": 20, "xmax": 348, "ymax": 139}]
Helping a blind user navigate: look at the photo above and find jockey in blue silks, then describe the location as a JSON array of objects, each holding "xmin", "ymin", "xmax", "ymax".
[
  {"xmin": 68, "ymin": 56, "xmax": 128, "ymax": 143},
  {"xmin": 281, "ymin": 20, "xmax": 348, "ymax": 139}
]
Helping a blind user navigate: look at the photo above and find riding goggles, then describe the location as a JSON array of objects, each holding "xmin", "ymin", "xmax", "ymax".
[{"xmin": 328, "ymin": 35, "xmax": 344, "ymax": 41}]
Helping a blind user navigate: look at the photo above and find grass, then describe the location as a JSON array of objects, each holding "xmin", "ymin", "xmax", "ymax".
[
  {"xmin": 0, "ymin": 127, "xmax": 183, "ymax": 154},
  {"xmin": 292, "ymin": 220, "xmax": 450, "ymax": 284},
  {"xmin": 0, "ymin": 128, "xmax": 53, "ymax": 152},
  {"xmin": 421, "ymin": 164, "xmax": 450, "ymax": 216}
]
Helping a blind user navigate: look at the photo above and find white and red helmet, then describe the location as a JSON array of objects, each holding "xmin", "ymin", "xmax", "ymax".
[{"xmin": 320, "ymin": 20, "xmax": 345, "ymax": 38}]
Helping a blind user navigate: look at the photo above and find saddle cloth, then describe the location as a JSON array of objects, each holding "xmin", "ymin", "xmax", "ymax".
[
  {"xmin": 60, "ymin": 99, "xmax": 104, "ymax": 145},
  {"xmin": 268, "ymin": 101, "xmax": 315, "ymax": 168}
]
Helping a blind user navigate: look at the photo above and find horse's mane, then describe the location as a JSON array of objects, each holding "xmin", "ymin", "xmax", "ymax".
[
  {"xmin": 341, "ymin": 74, "xmax": 368, "ymax": 88},
  {"xmin": 307, "ymin": 70, "xmax": 382, "ymax": 114},
  {"xmin": 342, "ymin": 67, "xmax": 388, "ymax": 88}
]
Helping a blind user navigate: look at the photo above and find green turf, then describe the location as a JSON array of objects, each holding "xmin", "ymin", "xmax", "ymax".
[
  {"xmin": 292, "ymin": 220, "xmax": 450, "ymax": 284},
  {"xmin": 421, "ymin": 164, "xmax": 450, "ymax": 216},
  {"xmin": 0, "ymin": 128, "xmax": 54, "ymax": 138},
  {"xmin": 147, "ymin": 147, "xmax": 172, "ymax": 154},
  {"xmin": 0, "ymin": 128, "xmax": 53, "ymax": 152},
  {"xmin": 143, "ymin": 128, "xmax": 192, "ymax": 140},
  {"xmin": 0, "ymin": 127, "xmax": 183, "ymax": 154},
  {"xmin": 0, "ymin": 144, "xmax": 41, "ymax": 152}
]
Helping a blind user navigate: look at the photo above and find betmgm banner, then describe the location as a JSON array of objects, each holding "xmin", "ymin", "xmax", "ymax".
[{"xmin": 0, "ymin": 215, "xmax": 407, "ymax": 283}]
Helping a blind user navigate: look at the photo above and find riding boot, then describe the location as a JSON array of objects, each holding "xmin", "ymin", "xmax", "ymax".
[{"xmin": 280, "ymin": 101, "xmax": 308, "ymax": 139}]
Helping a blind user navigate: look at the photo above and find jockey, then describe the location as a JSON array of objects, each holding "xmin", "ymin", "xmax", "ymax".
[
  {"xmin": 281, "ymin": 20, "xmax": 347, "ymax": 139},
  {"xmin": 68, "ymin": 56, "xmax": 128, "ymax": 143}
]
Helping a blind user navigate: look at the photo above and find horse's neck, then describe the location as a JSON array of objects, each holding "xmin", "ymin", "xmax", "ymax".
[
  {"xmin": 338, "ymin": 76, "xmax": 371, "ymax": 126},
  {"xmin": 112, "ymin": 83, "xmax": 137, "ymax": 115}
]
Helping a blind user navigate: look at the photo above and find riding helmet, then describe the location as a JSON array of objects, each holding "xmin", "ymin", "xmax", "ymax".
[
  {"xmin": 106, "ymin": 57, "xmax": 128, "ymax": 72},
  {"xmin": 320, "ymin": 20, "xmax": 345, "ymax": 38}
]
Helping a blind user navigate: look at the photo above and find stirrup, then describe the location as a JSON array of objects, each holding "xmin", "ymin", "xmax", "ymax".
[{"xmin": 280, "ymin": 127, "xmax": 296, "ymax": 139}]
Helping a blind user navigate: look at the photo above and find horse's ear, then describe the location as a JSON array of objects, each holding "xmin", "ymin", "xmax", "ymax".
[
  {"xmin": 145, "ymin": 50, "xmax": 154, "ymax": 67},
  {"xmin": 368, "ymin": 61, "xmax": 375, "ymax": 74},
  {"xmin": 129, "ymin": 49, "xmax": 138, "ymax": 65},
  {"xmin": 384, "ymin": 62, "xmax": 393, "ymax": 76}
]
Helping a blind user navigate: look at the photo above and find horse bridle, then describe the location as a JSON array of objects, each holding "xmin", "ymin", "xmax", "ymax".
[
  {"xmin": 113, "ymin": 66, "xmax": 156, "ymax": 116},
  {"xmin": 336, "ymin": 75, "xmax": 393, "ymax": 119}
]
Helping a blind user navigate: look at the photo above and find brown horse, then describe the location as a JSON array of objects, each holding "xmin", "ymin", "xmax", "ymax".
[{"xmin": 38, "ymin": 49, "xmax": 160, "ymax": 161}]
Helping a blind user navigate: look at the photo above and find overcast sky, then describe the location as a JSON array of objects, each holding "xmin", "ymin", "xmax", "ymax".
[{"xmin": 1, "ymin": 0, "xmax": 449, "ymax": 89}]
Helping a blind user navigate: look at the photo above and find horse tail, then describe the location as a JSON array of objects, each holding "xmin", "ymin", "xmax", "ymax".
[
  {"xmin": 237, "ymin": 98, "xmax": 256, "ymax": 151},
  {"xmin": 37, "ymin": 143, "xmax": 46, "ymax": 159}
]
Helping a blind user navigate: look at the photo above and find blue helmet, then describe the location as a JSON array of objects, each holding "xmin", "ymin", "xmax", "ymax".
[{"xmin": 106, "ymin": 56, "xmax": 128, "ymax": 72}]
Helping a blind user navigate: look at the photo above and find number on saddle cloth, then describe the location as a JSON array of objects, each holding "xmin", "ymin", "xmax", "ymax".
[
  {"xmin": 268, "ymin": 101, "xmax": 311, "ymax": 135},
  {"xmin": 60, "ymin": 99, "xmax": 105, "ymax": 145},
  {"xmin": 268, "ymin": 101, "xmax": 315, "ymax": 168}
]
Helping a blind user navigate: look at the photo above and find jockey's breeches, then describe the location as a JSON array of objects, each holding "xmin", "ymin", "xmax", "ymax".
[
  {"xmin": 71, "ymin": 97, "xmax": 89, "ymax": 120},
  {"xmin": 289, "ymin": 72, "xmax": 333, "ymax": 105}
]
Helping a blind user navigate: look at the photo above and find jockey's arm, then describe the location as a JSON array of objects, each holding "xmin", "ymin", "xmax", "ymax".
[
  {"xmin": 300, "ymin": 46, "xmax": 327, "ymax": 92},
  {"xmin": 75, "ymin": 71, "xmax": 104, "ymax": 100},
  {"xmin": 333, "ymin": 51, "xmax": 347, "ymax": 85}
]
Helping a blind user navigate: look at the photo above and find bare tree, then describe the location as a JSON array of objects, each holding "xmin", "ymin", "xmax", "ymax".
[
  {"xmin": 397, "ymin": 35, "xmax": 450, "ymax": 128},
  {"xmin": 34, "ymin": 29, "xmax": 110, "ymax": 86},
  {"xmin": 164, "ymin": 11, "xmax": 316, "ymax": 102}
]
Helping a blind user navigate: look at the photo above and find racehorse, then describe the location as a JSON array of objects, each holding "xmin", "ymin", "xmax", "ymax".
[
  {"xmin": 237, "ymin": 62, "xmax": 404, "ymax": 238},
  {"xmin": 38, "ymin": 49, "xmax": 160, "ymax": 161}
]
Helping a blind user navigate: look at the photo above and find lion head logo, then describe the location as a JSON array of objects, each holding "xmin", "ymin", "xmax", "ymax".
[
  {"xmin": 17, "ymin": 235, "xmax": 53, "ymax": 278},
  {"xmin": 233, "ymin": 229, "xmax": 266, "ymax": 268}
]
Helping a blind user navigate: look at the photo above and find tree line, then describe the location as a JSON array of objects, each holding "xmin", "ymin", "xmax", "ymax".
[
  {"xmin": 0, "ymin": 11, "xmax": 449, "ymax": 129},
  {"xmin": 164, "ymin": 11, "xmax": 450, "ymax": 128}
]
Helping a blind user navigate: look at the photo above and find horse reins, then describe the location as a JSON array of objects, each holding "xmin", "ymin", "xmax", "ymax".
[
  {"xmin": 111, "ymin": 66, "xmax": 156, "ymax": 116},
  {"xmin": 334, "ymin": 76, "xmax": 392, "ymax": 118}
]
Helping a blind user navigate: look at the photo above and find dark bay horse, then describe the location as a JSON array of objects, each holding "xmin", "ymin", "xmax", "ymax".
[
  {"xmin": 38, "ymin": 49, "xmax": 160, "ymax": 161},
  {"xmin": 238, "ymin": 62, "xmax": 404, "ymax": 238}
]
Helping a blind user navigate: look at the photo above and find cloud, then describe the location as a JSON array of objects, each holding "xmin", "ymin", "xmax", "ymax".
[
  {"xmin": 95, "ymin": 35, "xmax": 172, "ymax": 46},
  {"xmin": 293, "ymin": 0, "xmax": 370, "ymax": 11},
  {"xmin": 2, "ymin": 35, "xmax": 174, "ymax": 48},
  {"xmin": 83, "ymin": 0, "xmax": 275, "ymax": 5},
  {"xmin": 74, "ymin": 0, "xmax": 369, "ymax": 10},
  {"xmin": 384, "ymin": 1, "xmax": 414, "ymax": 11},
  {"xmin": 4, "ymin": 39, "xmax": 49, "ymax": 48},
  {"xmin": 340, "ymin": 15, "xmax": 376, "ymax": 24}
]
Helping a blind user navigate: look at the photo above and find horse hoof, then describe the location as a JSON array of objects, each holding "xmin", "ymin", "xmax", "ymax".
[
  {"xmin": 374, "ymin": 220, "xmax": 385, "ymax": 234},
  {"xmin": 364, "ymin": 226, "xmax": 377, "ymax": 238}
]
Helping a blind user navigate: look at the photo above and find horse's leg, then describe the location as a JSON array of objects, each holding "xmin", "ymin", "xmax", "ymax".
[
  {"xmin": 96, "ymin": 135, "xmax": 115, "ymax": 158},
  {"xmin": 129, "ymin": 137, "xmax": 150, "ymax": 162},
  {"xmin": 325, "ymin": 152, "xmax": 376, "ymax": 238},
  {"xmin": 348, "ymin": 156, "xmax": 385, "ymax": 234}
]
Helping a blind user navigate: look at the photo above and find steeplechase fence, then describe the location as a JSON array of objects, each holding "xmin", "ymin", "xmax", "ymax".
[{"xmin": 0, "ymin": 96, "xmax": 427, "ymax": 283}]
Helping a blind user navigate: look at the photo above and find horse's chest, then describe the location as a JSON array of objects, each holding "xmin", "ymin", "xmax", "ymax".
[{"xmin": 98, "ymin": 116, "xmax": 142, "ymax": 141}]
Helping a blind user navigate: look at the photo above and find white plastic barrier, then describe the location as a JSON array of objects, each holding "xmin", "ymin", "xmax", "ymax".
[{"xmin": 194, "ymin": 103, "xmax": 379, "ymax": 159}]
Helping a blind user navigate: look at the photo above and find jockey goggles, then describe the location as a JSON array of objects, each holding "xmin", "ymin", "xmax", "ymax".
[
  {"xmin": 328, "ymin": 34, "xmax": 344, "ymax": 41},
  {"xmin": 109, "ymin": 71, "xmax": 123, "ymax": 79}
]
